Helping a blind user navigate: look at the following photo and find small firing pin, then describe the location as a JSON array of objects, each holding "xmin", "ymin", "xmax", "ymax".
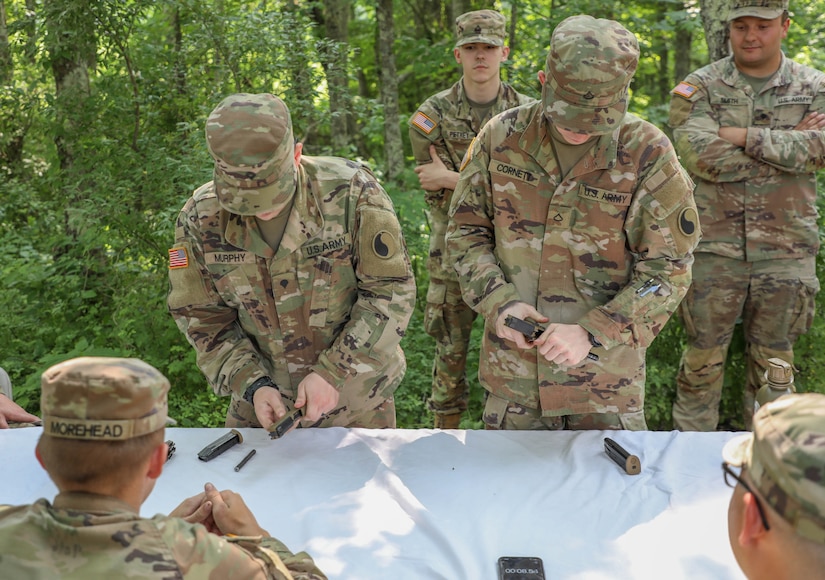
[
  {"xmin": 234, "ymin": 449, "xmax": 257, "ymax": 472},
  {"xmin": 198, "ymin": 429, "xmax": 243, "ymax": 462},
  {"xmin": 604, "ymin": 437, "xmax": 641, "ymax": 475},
  {"xmin": 268, "ymin": 408, "xmax": 303, "ymax": 440},
  {"xmin": 165, "ymin": 440, "xmax": 176, "ymax": 462}
]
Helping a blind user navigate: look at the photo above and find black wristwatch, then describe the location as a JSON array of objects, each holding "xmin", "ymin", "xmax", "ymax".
[
  {"xmin": 242, "ymin": 376, "xmax": 277, "ymax": 405},
  {"xmin": 588, "ymin": 332, "xmax": 602, "ymax": 348}
]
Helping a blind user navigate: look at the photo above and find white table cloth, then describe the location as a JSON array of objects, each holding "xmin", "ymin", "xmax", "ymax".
[{"xmin": 1, "ymin": 427, "xmax": 745, "ymax": 579}]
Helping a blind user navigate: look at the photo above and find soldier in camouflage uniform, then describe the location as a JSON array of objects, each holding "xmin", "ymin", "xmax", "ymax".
[
  {"xmin": 722, "ymin": 393, "xmax": 825, "ymax": 577},
  {"xmin": 408, "ymin": 10, "xmax": 535, "ymax": 429},
  {"xmin": 446, "ymin": 15, "xmax": 700, "ymax": 430},
  {"xmin": 168, "ymin": 94, "xmax": 415, "ymax": 431},
  {"xmin": 669, "ymin": 0, "xmax": 825, "ymax": 431},
  {"xmin": 0, "ymin": 357, "xmax": 326, "ymax": 579}
]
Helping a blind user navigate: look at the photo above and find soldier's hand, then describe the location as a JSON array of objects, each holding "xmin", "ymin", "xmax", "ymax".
[
  {"xmin": 535, "ymin": 323, "xmax": 591, "ymax": 367},
  {"xmin": 295, "ymin": 372, "xmax": 339, "ymax": 422},
  {"xmin": 169, "ymin": 490, "xmax": 217, "ymax": 533},
  {"xmin": 414, "ymin": 144, "xmax": 459, "ymax": 191},
  {"xmin": 495, "ymin": 302, "xmax": 549, "ymax": 349},
  {"xmin": 794, "ymin": 111, "xmax": 825, "ymax": 131},
  {"xmin": 718, "ymin": 126, "xmax": 747, "ymax": 148},
  {"xmin": 252, "ymin": 386, "xmax": 288, "ymax": 431},
  {"xmin": 204, "ymin": 482, "xmax": 269, "ymax": 537},
  {"xmin": 0, "ymin": 395, "xmax": 40, "ymax": 429}
]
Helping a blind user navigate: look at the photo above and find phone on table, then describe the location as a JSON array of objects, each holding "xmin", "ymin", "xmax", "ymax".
[{"xmin": 497, "ymin": 556, "xmax": 546, "ymax": 580}]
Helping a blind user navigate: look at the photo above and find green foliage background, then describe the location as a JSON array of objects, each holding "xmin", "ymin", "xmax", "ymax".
[{"xmin": 1, "ymin": 0, "xmax": 824, "ymax": 430}]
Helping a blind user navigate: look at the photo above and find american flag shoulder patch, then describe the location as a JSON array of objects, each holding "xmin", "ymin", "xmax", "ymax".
[
  {"xmin": 169, "ymin": 246, "xmax": 189, "ymax": 269},
  {"xmin": 411, "ymin": 111, "xmax": 437, "ymax": 134},
  {"xmin": 672, "ymin": 81, "xmax": 699, "ymax": 100}
]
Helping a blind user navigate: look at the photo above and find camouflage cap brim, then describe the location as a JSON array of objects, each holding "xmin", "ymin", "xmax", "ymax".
[
  {"xmin": 542, "ymin": 15, "xmax": 638, "ymax": 135},
  {"xmin": 542, "ymin": 77, "xmax": 628, "ymax": 135},
  {"xmin": 455, "ymin": 35, "xmax": 504, "ymax": 48},
  {"xmin": 725, "ymin": 394, "xmax": 825, "ymax": 544},
  {"xmin": 454, "ymin": 9, "xmax": 506, "ymax": 48},
  {"xmin": 722, "ymin": 433, "xmax": 753, "ymax": 467},
  {"xmin": 207, "ymin": 93, "xmax": 297, "ymax": 216},
  {"xmin": 214, "ymin": 152, "xmax": 296, "ymax": 216},
  {"xmin": 727, "ymin": 0, "xmax": 787, "ymax": 21},
  {"xmin": 40, "ymin": 357, "xmax": 172, "ymax": 441}
]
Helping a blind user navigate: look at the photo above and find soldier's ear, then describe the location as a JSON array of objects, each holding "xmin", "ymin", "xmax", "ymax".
[
  {"xmin": 146, "ymin": 442, "xmax": 167, "ymax": 480},
  {"xmin": 537, "ymin": 70, "xmax": 546, "ymax": 86},
  {"xmin": 737, "ymin": 492, "xmax": 769, "ymax": 547},
  {"xmin": 294, "ymin": 142, "xmax": 303, "ymax": 168}
]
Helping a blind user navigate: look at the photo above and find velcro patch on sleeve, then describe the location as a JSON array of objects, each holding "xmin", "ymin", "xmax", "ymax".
[
  {"xmin": 358, "ymin": 207, "xmax": 409, "ymax": 278},
  {"xmin": 671, "ymin": 81, "xmax": 699, "ymax": 100},
  {"xmin": 411, "ymin": 111, "xmax": 437, "ymax": 135},
  {"xmin": 167, "ymin": 241, "xmax": 213, "ymax": 308},
  {"xmin": 169, "ymin": 246, "xmax": 189, "ymax": 269}
]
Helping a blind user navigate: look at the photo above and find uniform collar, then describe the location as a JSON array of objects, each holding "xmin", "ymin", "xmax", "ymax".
[
  {"xmin": 454, "ymin": 77, "xmax": 509, "ymax": 120},
  {"xmin": 53, "ymin": 491, "xmax": 138, "ymax": 515},
  {"xmin": 518, "ymin": 105, "xmax": 619, "ymax": 174},
  {"xmin": 223, "ymin": 161, "xmax": 322, "ymax": 258},
  {"xmin": 723, "ymin": 52, "xmax": 790, "ymax": 90}
]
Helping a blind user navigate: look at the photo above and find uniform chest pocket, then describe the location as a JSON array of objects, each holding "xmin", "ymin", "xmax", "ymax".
[
  {"xmin": 772, "ymin": 100, "xmax": 813, "ymax": 129},
  {"xmin": 711, "ymin": 101, "xmax": 749, "ymax": 128},
  {"xmin": 207, "ymin": 262, "xmax": 272, "ymax": 335},
  {"xmin": 207, "ymin": 262, "xmax": 260, "ymax": 309},
  {"xmin": 570, "ymin": 184, "xmax": 631, "ymax": 271},
  {"xmin": 305, "ymin": 249, "xmax": 357, "ymax": 329}
]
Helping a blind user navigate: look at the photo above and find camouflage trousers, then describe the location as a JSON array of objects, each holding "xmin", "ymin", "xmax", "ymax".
[
  {"xmin": 226, "ymin": 392, "xmax": 397, "ymax": 429},
  {"xmin": 425, "ymin": 204, "xmax": 478, "ymax": 418},
  {"xmin": 673, "ymin": 254, "xmax": 818, "ymax": 432},
  {"xmin": 483, "ymin": 392, "xmax": 648, "ymax": 431}
]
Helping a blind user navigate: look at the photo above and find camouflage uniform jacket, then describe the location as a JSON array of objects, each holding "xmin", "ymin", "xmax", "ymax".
[
  {"xmin": 168, "ymin": 156, "xmax": 415, "ymax": 403},
  {"xmin": 409, "ymin": 78, "xmax": 535, "ymax": 208},
  {"xmin": 670, "ymin": 53, "xmax": 825, "ymax": 261},
  {"xmin": 446, "ymin": 103, "xmax": 700, "ymax": 415},
  {"xmin": 0, "ymin": 493, "xmax": 326, "ymax": 579}
]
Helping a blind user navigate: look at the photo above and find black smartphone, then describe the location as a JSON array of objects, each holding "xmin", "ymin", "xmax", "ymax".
[{"xmin": 497, "ymin": 556, "xmax": 546, "ymax": 580}]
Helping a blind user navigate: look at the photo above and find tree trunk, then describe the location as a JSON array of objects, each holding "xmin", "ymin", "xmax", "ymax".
[
  {"xmin": 0, "ymin": 0, "xmax": 11, "ymax": 85},
  {"xmin": 376, "ymin": 0, "xmax": 403, "ymax": 181},
  {"xmin": 45, "ymin": 0, "xmax": 95, "ymax": 171},
  {"xmin": 699, "ymin": 0, "xmax": 730, "ymax": 62},
  {"xmin": 655, "ymin": 2, "xmax": 670, "ymax": 105},
  {"xmin": 323, "ymin": 0, "xmax": 351, "ymax": 154},
  {"xmin": 23, "ymin": 0, "xmax": 37, "ymax": 63},
  {"xmin": 674, "ymin": 18, "xmax": 693, "ymax": 85}
]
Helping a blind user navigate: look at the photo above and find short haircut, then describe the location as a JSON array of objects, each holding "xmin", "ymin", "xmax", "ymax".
[{"xmin": 37, "ymin": 429, "xmax": 164, "ymax": 487}]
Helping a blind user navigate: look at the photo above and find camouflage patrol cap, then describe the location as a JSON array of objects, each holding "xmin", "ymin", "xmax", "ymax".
[
  {"xmin": 455, "ymin": 10, "xmax": 506, "ymax": 48},
  {"xmin": 41, "ymin": 357, "xmax": 172, "ymax": 441},
  {"xmin": 723, "ymin": 393, "xmax": 825, "ymax": 543},
  {"xmin": 206, "ymin": 93, "xmax": 296, "ymax": 216},
  {"xmin": 543, "ymin": 15, "xmax": 639, "ymax": 135},
  {"xmin": 728, "ymin": 0, "xmax": 788, "ymax": 21}
]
